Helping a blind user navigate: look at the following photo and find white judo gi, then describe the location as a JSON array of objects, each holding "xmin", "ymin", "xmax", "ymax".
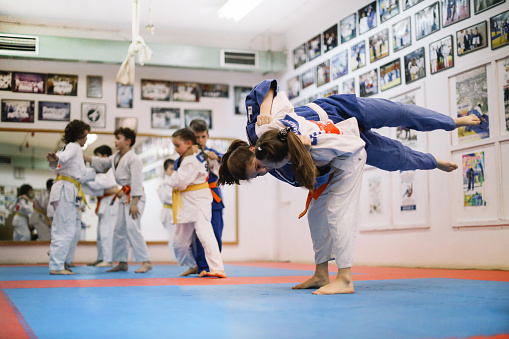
[
  {"xmin": 83, "ymin": 169, "xmax": 119, "ymax": 263},
  {"xmin": 157, "ymin": 181, "xmax": 176, "ymax": 260},
  {"xmin": 30, "ymin": 189, "xmax": 51, "ymax": 241},
  {"xmin": 9, "ymin": 196, "xmax": 33, "ymax": 241},
  {"xmin": 256, "ymin": 92, "xmax": 366, "ymax": 269},
  {"xmin": 91, "ymin": 150, "xmax": 150, "ymax": 263},
  {"xmin": 48, "ymin": 142, "xmax": 95, "ymax": 271},
  {"xmin": 166, "ymin": 152, "xmax": 224, "ymax": 271}
]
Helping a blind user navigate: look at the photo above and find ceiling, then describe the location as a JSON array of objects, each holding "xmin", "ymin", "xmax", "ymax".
[{"xmin": 0, "ymin": 0, "xmax": 324, "ymax": 51}]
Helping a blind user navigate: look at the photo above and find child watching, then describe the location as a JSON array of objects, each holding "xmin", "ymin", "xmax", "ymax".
[
  {"xmin": 166, "ymin": 128, "xmax": 226, "ymax": 278},
  {"xmin": 85, "ymin": 127, "xmax": 152, "ymax": 273},
  {"xmin": 157, "ymin": 158, "xmax": 177, "ymax": 260},
  {"xmin": 9, "ymin": 184, "xmax": 34, "ymax": 241},
  {"xmin": 188, "ymin": 119, "xmax": 225, "ymax": 277}
]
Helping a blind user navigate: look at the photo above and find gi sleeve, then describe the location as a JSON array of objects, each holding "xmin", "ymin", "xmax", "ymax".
[
  {"xmin": 165, "ymin": 159, "xmax": 200, "ymax": 191},
  {"xmin": 245, "ymin": 79, "xmax": 279, "ymax": 145},
  {"xmin": 91, "ymin": 155, "xmax": 113, "ymax": 173},
  {"xmin": 129, "ymin": 156, "xmax": 144, "ymax": 197},
  {"xmin": 49, "ymin": 142, "xmax": 79, "ymax": 170}
]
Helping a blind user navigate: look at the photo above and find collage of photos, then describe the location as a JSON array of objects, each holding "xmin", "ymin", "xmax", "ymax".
[{"xmin": 289, "ymin": 0, "xmax": 507, "ymax": 105}]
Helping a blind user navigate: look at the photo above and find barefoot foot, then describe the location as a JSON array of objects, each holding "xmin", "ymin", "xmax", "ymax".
[
  {"xmin": 135, "ymin": 261, "xmax": 152, "ymax": 273},
  {"xmin": 206, "ymin": 270, "xmax": 227, "ymax": 278},
  {"xmin": 437, "ymin": 159, "xmax": 458, "ymax": 172},
  {"xmin": 455, "ymin": 114, "xmax": 480, "ymax": 127},
  {"xmin": 312, "ymin": 279, "xmax": 355, "ymax": 295},
  {"xmin": 180, "ymin": 267, "xmax": 198, "ymax": 276},
  {"xmin": 292, "ymin": 275, "xmax": 330, "ymax": 290},
  {"xmin": 198, "ymin": 270, "xmax": 208, "ymax": 277},
  {"xmin": 106, "ymin": 262, "xmax": 128, "ymax": 272}
]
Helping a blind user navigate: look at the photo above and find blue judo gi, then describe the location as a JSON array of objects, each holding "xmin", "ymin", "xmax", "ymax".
[{"xmin": 245, "ymin": 79, "xmax": 456, "ymax": 188}]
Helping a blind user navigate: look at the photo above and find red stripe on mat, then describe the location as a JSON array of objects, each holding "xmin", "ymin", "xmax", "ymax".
[{"xmin": 0, "ymin": 289, "xmax": 30, "ymax": 339}]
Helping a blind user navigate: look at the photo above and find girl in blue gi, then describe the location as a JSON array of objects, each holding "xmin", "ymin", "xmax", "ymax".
[
  {"xmin": 9, "ymin": 184, "xmax": 34, "ymax": 241},
  {"xmin": 188, "ymin": 119, "xmax": 225, "ymax": 277},
  {"xmin": 218, "ymin": 79, "xmax": 480, "ymax": 294}
]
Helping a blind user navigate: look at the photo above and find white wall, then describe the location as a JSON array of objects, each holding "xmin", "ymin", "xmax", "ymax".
[{"xmin": 278, "ymin": 0, "xmax": 509, "ymax": 269}]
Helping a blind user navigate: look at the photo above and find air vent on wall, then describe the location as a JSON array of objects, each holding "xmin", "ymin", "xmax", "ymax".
[
  {"xmin": 220, "ymin": 49, "xmax": 258, "ymax": 69},
  {"xmin": 0, "ymin": 156, "xmax": 12, "ymax": 165},
  {"xmin": 0, "ymin": 34, "xmax": 38, "ymax": 56}
]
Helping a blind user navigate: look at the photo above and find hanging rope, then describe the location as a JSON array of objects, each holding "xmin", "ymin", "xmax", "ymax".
[{"xmin": 116, "ymin": 0, "xmax": 153, "ymax": 85}]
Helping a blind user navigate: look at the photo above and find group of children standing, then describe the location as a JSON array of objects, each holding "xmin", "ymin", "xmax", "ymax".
[{"xmin": 44, "ymin": 118, "xmax": 226, "ymax": 277}]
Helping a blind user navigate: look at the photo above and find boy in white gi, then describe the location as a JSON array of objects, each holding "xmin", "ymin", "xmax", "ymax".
[
  {"xmin": 167, "ymin": 128, "xmax": 226, "ymax": 278},
  {"xmin": 83, "ymin": 145, "xmax": 119, "ymax": 268},
  {"xmin": 157, "ymin": 158, "xmax": 176, "ymax": 261},
  {"xmin": 9, "ymin": 184, "xmax": 34, "ymax": 241},
  {"xmin": 47, "ymin": 120, "xmax": 95, "ymax": 275},
  {"xmin": 30, "ymin": 179, "xmax": 53, "ymax": 241},
  {"xmin": 85, "ymin": 128, "xmax": 152, "ymax": 273}
]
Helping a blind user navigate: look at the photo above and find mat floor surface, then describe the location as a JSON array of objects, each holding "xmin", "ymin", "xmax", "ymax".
[{"xmin": 0, "ymin": 263, "xmax": 508, "ymax": 339}]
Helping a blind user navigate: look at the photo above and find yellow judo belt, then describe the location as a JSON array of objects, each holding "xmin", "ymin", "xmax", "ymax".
[
  {"xmin": 55, "ymin": 175, "xmax": 89, "ymax": 208},
  {"xmin": 163, "ymin": 203, "xmax": 173, "ymax": 209},
  {"xmin": 33, "ymin": 207, "xmax": 52, "ymax": 226},
  {"xmin": 172, "ymin": 182, "xmax": 209, "ymax": 224}
]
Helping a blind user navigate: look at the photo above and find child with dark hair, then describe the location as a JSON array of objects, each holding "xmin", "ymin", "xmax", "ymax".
[
  {"xmin": 157, "ymin": 158, "xmax": 177, "ymax": 260},
  {"xmin": 47, "ymin": 119, "xmax": 95, "ymax": 275},
  {"xmin": 188, "ymin": 119, "xmax": 225, "ymax": 277},
  {"xmin": 9, "ymin": 184, "xmax": 34, "ymax": 241},
  {"xmin": 84, "ymin": 128, "xmax": 152, "ymax": 273},
  {"xmin": 30, "ymin": 179, "xmax": 54, "ymax": 241},
  {"xmin": 83, "ymin": 145, "xmax": 119, "ymax": 268},
  {"xmin": 166, "ymin": 128, "xmax": 226, "ymax": 278}
]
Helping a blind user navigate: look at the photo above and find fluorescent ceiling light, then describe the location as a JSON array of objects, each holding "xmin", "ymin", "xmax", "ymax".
[{"xmin": 218, "ymin": 0, "xmax": 263, "ymax": 21}]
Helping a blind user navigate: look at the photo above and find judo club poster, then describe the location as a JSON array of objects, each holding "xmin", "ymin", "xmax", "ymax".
[
  {"xmin": 455, "ymin": 65, "xmax": 490, "ymax": 143},
  {"xmin": 400, "ymin": 171, "xmax": 416, "ymax": 211},
  {"xmin": 462, "ymin": 152, "xmax": 486, "ymax": 207}
]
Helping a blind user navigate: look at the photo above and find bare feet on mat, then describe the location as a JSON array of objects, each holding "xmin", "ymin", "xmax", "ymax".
[
  {"xmin": 454, "ymin": 114, "xmax": 480, "ymax": 127},
  {"xmin": 206, "ymin": 270, "xmax": 227, "ymax": 278},
  {"xmin": 312, "ymin": 279, "xmax": 355, "ymax": 295},
  {"xmin": 50, "ymin": 270, "xmax": 75, "ymax": 275},
  {"xmin": 198, "ymin": 270, "xmax": 208, "ymax": 277},
  {"xmin": 64, "ymin": 263, "xmax": 73, "ymax": 272},
  {"xmin": 107, "ymin": 262, "xmax": 128, "ymax": 272},
  {"xmin": 437, "ymin": 159, "xmax": 458, "ymax": 172},
  {"xmin": 292, "ymin": 275, "xmax": 330, "ymax": 290},
  {"xmin": 95, "ymin": 261, "xmax": 112, "ymax": 268},
  {"xmin": 180, "ymin": 267, "xmax": 198, "ymax": 276},
  {"xmin": 135, "ymin": 261, "xmax": 152, "ymax": 273}
]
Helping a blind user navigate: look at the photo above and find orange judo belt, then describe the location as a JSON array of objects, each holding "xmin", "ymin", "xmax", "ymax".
[
  {"xmin": 95, "ymin": 193, "xmax": 115, "ymax": 214},
  {"xmin": 208, "ymin": 182, "xmax": 222, "ymax": 203},
  {"xmin": 110, "ymin": 186, "xmax": 131, "ymax": 205},
  {"xmin": 298, "ymin": 172, "xmax": 334, "ymax": 219}
]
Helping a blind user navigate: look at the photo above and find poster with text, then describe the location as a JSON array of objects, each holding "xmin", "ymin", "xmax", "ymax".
[
  {"xmin": 455, "ymin": 66, "xmax": 489, "ymax": 143},
  {"xmin": 462, "ymin": 152, "xmax": 485, "ymax": 207},
  {"xmin": 400, "ymin": 171, "xmax": 416, "ymax": 211},
  {"xmin": 390, "ymin": 87, "xmax": 426, "ymax": 150}
]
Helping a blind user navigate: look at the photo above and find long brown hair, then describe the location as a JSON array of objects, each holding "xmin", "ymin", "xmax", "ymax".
[
  {"xmin": 255, "ymin": 128, "xmax": 316, "ymax": 190},
  {"xmin": 218, "ymin": 140, "xmax": 254, "ymax": 186}
]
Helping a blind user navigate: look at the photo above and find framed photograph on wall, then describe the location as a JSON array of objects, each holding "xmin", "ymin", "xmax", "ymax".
[
  {"xmin": 324, "ymin": 86, "xmax": 339, "ymax": 98},
  {"xmin": 403, "ymin": 0, "xmax": 425, "ymax": 10},
  {"xmin": 456, "ymin": 21, "xmax": 488, "ymax": 56},
  {"xmin": 151, "ymin": 107, "xmax": 181, "ymax": 129},
  {"xmin": 307, "ymin": 34, "xmax": 322, "ymax": 61},
  {"xmin": 429, "ymin": 35, "xmax": 454, "ymax": 75},
  {"xmin": 184, "ymin": 109, "xmax": 212, "ymax": 129},
  {"xmin": 442, "ymin": 0, "xmax": 470, "ymax": 28},
  {"xmin": 359, "ymin": 69, "xmax": 379, "ymax": 97},
  {"xmin": 47, "ymin": 74, "xmax": 78, "ymax": 96},
  {"xmin": 404, "ymin": 47, "xmax": 426, "ymax": 83},
  {"xmin": 380, "ymin": 58, "xmax": 402, "ymax": 91},
  {"xmin": 301, "ymin": 68, "xmax": 316, "ymax": 89},
  {"xmin": 116, "ymin": 84, "xmax": 133, "ymax": 108},
  {"xmin": 201, "ymin": 84, "xmax": 229, "ymax": 98},
  {"xmin": 86, "ymin": 76, "xmax": 102, "ymax": 98},
  {"xmin": 38, "ymin": 101, "xmax": 70, "ymax": 121},
  {"xmin": 12, "ymin": 72, "xmax": 45, "ymax": 94},
  {"xmin": 172, "ymin": 82, "xmax": 200, "ymax": 102},
  {"xmin": 392, "ymin": 17, "xmax": 411, "ymax": 52},
  {"xmin": 323, "ymin": 24, "xmax": 338, "ymax": 53},
  {"xmin": 316, "ymin": 60, "xmax": 330, "ymax": 87},
  {"xmin": 234, "ymin": 86, "xmax": 252, "ymax": 115},
  {"xmin": 141, "ymin": 79, "xmax": 171, "ymax": 101},
  {"xmin": 342, "ymin": 78, "xmax": 356, "ymax": 94},
  {"xmin": 0, "ymin": 71, "xmax": 13, "ymax": 91},
  {"xmin": 358, "ymin": 1, "xmax": 377, "ymax": 35},
  {"xmin": 1, "ymin": 99, "xmax": 35, "ymax": 123},
  {"xmin": 490, "ymin": 10, "xmax": 509, "ymax": 50},
  {"xmin": 115, "ymin": 117, "xmax": 138, "ymax": 131},
  {"xmin": 331, "ymin": 50, "xmax": 348, "ymax": 80},
  {"xmin": 293, "ymin": 43, "xmax": 307, "ymax": 69},
  {"xmin": 474, "ymin": 0, "xmax": 505, "ymax": 14},
  {"xmin": 340, "ymin": 13, "xmax": 357, "ymax": 43},
  {"xmin": 81, "ymin": 103, "xmax": 106, "ymax": 128},
  {"xmin": 379, "ymin": 0, "xmax": 400, "ymax": 23},
  {"xmin": 369, "ymin": 28, "xmax": 389, "ymax": 63},
  {"xmin": 287, "ymin": 76, "xmax": 300, "ymax": 100},
  {"xmin": 351, "ymin": 41, "xmax": 366, "ymax": 71},
  {"xmin": 415, "ymin": 2, "xmax": 440, "ymax": 40}
]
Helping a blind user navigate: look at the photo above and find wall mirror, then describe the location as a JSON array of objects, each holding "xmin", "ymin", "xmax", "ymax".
[{"xmin": 0, "ymin": 128, "xmax": 238, "ymax": 245}]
